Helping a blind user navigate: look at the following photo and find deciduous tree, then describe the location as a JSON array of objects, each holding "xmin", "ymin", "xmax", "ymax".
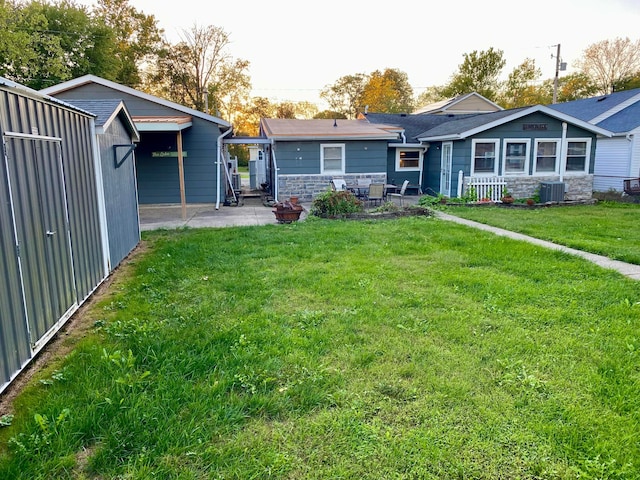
[
  {"xmin": 320, "ymin": 73, "xmax": 367, "ymax": 119},
  {"xmin": 360, "ymin": 68, "xmax": 414, "ymax": 114},
  {"xmin": 440, "ymin": 47, "xmax": 506, "ymax": 101},
  {"xmin": 576, "ymin": 37, "xmax": 640, "ymax": 94}
]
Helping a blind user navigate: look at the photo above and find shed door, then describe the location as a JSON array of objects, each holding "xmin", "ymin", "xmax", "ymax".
[{"xmin": 4, "ymin": 135, "xmax": 76, "ymax": 349}]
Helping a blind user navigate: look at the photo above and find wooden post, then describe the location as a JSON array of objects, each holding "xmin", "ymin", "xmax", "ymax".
[{"xmin": 177, "ymin": 131, "xmax": 186, "ymax": 220}]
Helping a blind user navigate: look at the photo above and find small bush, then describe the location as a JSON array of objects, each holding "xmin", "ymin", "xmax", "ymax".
[{"xmin": 310, "ymin": 189, "xmax": 363, "ymax": 217}]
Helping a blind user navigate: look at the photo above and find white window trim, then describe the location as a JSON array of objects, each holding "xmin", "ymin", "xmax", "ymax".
[
  {"xmin": 471, "ymin": 139, "xmax": 500, "ymax": 176},
  {"xmin": 395, "ymin": 148, "xmax": 422, "ymax": 171},
  {"xmin": 320, "ymin": 143, "xmax": 345, "ymax": 175},
  {"xmin": 563, "ymin": 137, "xmax": 592, "ymax": 175},
  {"xmin": 533, "ymin": 139, "xmax": 561, "ymax": 176},
  {"xmin": 501, "ymin": 138, "xmax": 530, "ymax": 176}
]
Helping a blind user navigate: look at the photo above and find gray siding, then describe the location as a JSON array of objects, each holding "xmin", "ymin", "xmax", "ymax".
[
  {"xmin": 0, "ymin": 84, "xmax": 109, "ymax": 394},
  {"xmin": 98, "ymin": 116, "xmax": 140, "ymax": 269}
]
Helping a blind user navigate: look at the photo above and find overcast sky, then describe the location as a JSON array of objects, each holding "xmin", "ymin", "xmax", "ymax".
[{"xmin": 77, "ymin": 0, "xmax": 640, "ymax": 108}]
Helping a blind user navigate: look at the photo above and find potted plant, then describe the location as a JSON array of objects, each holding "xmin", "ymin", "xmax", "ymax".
[
  {"xmin": 273, "ymin": 198, "xmax": 304, "ymax": 223},
  {"xmin": 501, "ymin": 188, "xmax": 514, "ymax": 204}
]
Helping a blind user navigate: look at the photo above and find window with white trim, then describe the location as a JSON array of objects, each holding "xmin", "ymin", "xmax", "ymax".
[
  {"xmin": 565, "ymin": 139, "xmax": 591, "ymax": 173},
  {"xmin": 533, "ymin": 139, "xmax": 559, "ymax": 174},
  {"xmin": 471, "ymin": 139, "xmax": 499, "ymax": 175},
  {"xmin": 502, "ymin": 139, "xmax": 530, "ymax": 175},
  {"xmin": 320, "ymin": 144, "xmax": 345, "ymax": 174},
  {"xmin": 396, "ymin": 149, "xmax": 422, "ymax": 171}
]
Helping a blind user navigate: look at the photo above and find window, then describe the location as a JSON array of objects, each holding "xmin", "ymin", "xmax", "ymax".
[
  {"xmin": 396, "ymin": 149, "xmax": 421, "ymax": 171},
  {"xmin": 565, "ymin": 139, "xmax": 590, "ymax": 173},
  {"xmin": 321, "ymin": 144, "xmax": 345, "ymax": 174},
  {"xmin": 534, "ymin": 140, "xmax": 559, "ymax": 174},
  {"xmin": 502, "ymin": 139, "xmax": 529, "ymax": 174},
  {"xmin": 471, "ymin": 139, "xmax": 499, "ymax": 175}
]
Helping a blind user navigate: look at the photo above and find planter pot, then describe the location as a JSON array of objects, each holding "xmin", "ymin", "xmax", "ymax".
[
  {"xmin": 273, "ymin": 206, "xmax": 303, "ymax": 223},
  {"xmin": 501, "ymin": 196, "xmax": 514, "ymax": 204}
]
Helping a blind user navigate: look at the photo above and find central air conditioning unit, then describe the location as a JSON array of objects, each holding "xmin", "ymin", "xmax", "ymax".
[{"xmin": 539, "ymin": 181, "xmax": 565, "ymax": 203}]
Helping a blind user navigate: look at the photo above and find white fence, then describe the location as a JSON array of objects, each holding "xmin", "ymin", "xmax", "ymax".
[{"xmin": 465, "ymin": 175, "xmax": 506, "ymax": 202}]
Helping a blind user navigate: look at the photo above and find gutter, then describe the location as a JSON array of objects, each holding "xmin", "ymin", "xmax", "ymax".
[
  {"xmin": 271, "ymin": 138, "xmax": 279, "ymax": 202},
  {"xmin": 215, "ymin": 126, "xmax": 233, "ymax": 210}
]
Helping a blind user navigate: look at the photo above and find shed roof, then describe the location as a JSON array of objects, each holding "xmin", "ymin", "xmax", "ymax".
[
  {"xmin": 40, "ymin": 74, "xmax": 230, "ymax": 128},
  {"xmin": 63, "ymin": 99, "xmax": 140, "ymax": 142},
  {"xmin": 260, "ymin": 118, "xmax": 400, "ymax": 141}
]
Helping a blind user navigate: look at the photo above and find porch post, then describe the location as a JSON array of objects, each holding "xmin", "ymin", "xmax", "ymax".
[{"xmin": 177, "ymin": 130, "xmax": 186, "ymax": 220}]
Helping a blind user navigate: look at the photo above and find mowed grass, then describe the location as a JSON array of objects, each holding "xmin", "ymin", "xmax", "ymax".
[
  {"xmin": 1, "ymin": 214, "xmax": 640, "ymax": 479},
  {"xmin": 444, "ymin": 201, "xmax": 640, "ymax": 264}
]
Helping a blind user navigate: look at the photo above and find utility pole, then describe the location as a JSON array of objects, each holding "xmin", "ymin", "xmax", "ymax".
[{"xmin": 552, "ymin": 44, "xmax": 567, "ymax": 104}]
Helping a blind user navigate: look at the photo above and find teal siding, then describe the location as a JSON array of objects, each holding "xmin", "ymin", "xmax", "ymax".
[
  {"xmin": 51, "ymin": 84, "xmax": 225, "ymax": 204},
  {"xmin": 275, "ymin": 140, "xmax": 388, "ymax": 174}
]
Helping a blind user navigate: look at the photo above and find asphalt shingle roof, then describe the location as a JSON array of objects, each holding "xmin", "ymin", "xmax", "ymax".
[
  {"xmin": 362, "ymin": 113, "xmax": 478, "ymax": 142},
  {"xmin": 65, "ymin": 99, "xmax": 123, "ymax": 126}
]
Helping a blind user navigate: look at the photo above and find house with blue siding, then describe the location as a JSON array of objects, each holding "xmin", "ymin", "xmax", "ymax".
[
  {"xmin": 363, "ymin": 105, "xmax": 612, "ymax": 201},
  {"xmin": 259, "ymin": 118, "xmax": 399, "ymax": 201},
  {"xmin": 548, "ymin": 88, "xmax": 640, "ymax": 193},
  {"xmin": 41, "ymin": 75, "xmax": 231, "ymax": 209}
]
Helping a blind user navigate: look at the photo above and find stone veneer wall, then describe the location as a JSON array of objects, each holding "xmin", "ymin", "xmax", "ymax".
[
  {"xmin": 278, "ymin": 174, "xmax": 387, "ymax": 202},
  {"xmin": 465, "ymin": 175, "xmax": 594, "ymax": 201}
]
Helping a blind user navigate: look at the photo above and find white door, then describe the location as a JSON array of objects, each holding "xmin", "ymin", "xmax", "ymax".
[{"xmin": 440, "ymin": 142, "xmax": 453, "ymax": 196}]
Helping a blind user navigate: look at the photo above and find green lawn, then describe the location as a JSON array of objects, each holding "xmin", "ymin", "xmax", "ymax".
[
  {"xmin": 443, "ymin": 201, "xmax": 640, "ymax": 265},
  {"xmin": 1, "ymin": 213, "xmax": 639, "ymax": 479}
]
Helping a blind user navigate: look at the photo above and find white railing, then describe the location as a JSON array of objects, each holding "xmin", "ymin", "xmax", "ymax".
[{"xmin": 466, "ymin": 176, "xmax": 506, "ymax": 202}]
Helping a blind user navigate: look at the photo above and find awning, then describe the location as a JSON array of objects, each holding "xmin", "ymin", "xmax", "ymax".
[{"xmin": 133, "ymin": 116, "xmax": 192, "ymax": 132}]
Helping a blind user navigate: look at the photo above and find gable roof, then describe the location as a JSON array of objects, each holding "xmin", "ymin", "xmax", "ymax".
[
  {"xmin": 415, "ymin": 105, "xmax": 612, "ymax": 141},
  {"xmin": 64, "ymin": 99, "xmax": 139, "ymax": 142},
  {"xmin": 548, "ymin": 88, "xmax": 640, "ymax": 134},
  {"xmin": 260, "ymin": 118, "xmax": 400, "ymax": 141},
  {"xmin": 413, "ymin": 92, "xmax": 503, "ymax": 115},
  {"xmin": 40, "ymin": 74, "xmax": 230, "ymax": 128}
]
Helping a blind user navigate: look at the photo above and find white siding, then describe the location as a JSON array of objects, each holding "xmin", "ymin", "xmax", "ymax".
[
  {"xmin": 630, "ymin": 129, "xmax": 640, "ymax": 179},
  {"xmin": 593, "ymin": 137, "xmax": 632, "ymax": 191}
]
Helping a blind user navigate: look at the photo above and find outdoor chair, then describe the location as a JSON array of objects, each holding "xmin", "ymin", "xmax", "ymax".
[
  {"xmin": 388, "ymin": 179, "xmax": 409, "ymax": 206},
  {"xmin": 331, "ymin": 178, "xmax": 347, "ymax": 191},
  {"xmin": 367, "ymin": 183, "xmax": 385, "ymax": 207}
]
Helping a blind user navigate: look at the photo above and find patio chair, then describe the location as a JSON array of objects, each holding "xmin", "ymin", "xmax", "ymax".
[
  {"xmin": 331, "ymin": 178, "xmax": 347, "ymax": 191},
  {"xmin": 388, "ymin": 179, "xmax": 409, "ymax": 206},
  {"xmin": 367, "ymin": 182, "xmax": 385, "ymax": 207}
]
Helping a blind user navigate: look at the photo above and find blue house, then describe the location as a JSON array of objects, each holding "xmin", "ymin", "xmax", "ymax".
[
  {"xmin": 41, "ymin": 75, "xmax": 232, "ymax": 211},
  {"xmin": 363, "ymin": 105, "xmax": 612, "ymax": 201},
  {"xmin": 548, "ymin": 88, "xmax": 640, "ymax": 193},
  {"xmin": 259, "ymin": 118, "xmax": 399, "ymax": 201}
]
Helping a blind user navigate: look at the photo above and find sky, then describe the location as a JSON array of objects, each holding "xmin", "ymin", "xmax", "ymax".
[{"xmin": 76, "ymin": 0, "xmax": 640, "ymax": 109}]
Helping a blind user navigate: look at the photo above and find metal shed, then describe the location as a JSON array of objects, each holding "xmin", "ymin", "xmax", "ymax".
[{"xmin": 0, "ymin": 78, "xmax": 117, "ymax": 394}]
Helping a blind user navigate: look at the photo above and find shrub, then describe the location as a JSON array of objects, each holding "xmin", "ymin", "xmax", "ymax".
[{"xmin": 310, "ymin": 189, "xmax": 363, "ymax": 217}]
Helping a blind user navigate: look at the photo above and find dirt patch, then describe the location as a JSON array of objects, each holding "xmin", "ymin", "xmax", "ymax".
[{"xmin": 0, "ymin": 241, "xmax": 150, "ymax": 416}]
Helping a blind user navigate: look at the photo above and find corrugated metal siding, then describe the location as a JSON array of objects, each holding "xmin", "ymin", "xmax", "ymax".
[
  {"xmin": 98, "ymin": 117, "xmax": 140, "ymax": 268},
  {"xmin": 0, "ymin": 131, "xmax": 31, "ymax": 388},
  {"xmin": 594, "ymin": 137, "xmax": 631, "ymax": 191},
  {"xmin": 0, "ymin": 84, "xmax": 109, "ymax": 394}
]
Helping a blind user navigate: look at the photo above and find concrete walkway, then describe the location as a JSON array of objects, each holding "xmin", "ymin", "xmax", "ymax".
[{"xmin": 435, "ymin": 211, "xmax": 640, "ymax": 281}]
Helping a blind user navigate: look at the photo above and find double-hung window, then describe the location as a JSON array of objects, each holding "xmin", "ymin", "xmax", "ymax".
[
  {"xmin": 534, "ymin": 140, "xmax": 559, "ymax": 174},
  {"xmin": 502, "ymin": 139, "xmax": 529, "ymax": 175},
  {"xmin": 396, "ymin": 149, "xmax": 421, "ymax": 171},
  {"xmin": 321, "ymin": 144, "xmax": 345, "ymax": 174},
  {"xmin": 471, "ymin": 139, "xmax": 499, "ymax": 175},
  {"xmin": 565, "ymin": 139, "xmax": 590, "ymax": 173}
]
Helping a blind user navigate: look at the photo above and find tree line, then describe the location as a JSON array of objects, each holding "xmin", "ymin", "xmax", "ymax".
[{"xmin": 2, "ymin": 0, "xmax": 640, "ymax": 136}]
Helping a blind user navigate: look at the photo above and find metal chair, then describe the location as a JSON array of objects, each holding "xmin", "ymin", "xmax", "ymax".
[
  {"xmin": 367, "ymin": 183, "xmax": 385, "ymax": 207},
  {"xmin": 388, "ymin": 180, "xmax": 409, "ymax": 206},
  {"xmin": 331, "ymin": 178, "xmax": 347, "ymax": 191}
]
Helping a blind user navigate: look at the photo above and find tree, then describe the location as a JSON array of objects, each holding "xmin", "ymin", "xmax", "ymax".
[
  {"xmin": 576, "ymin": 37, "xmax": 640, "ymax": 94},
  {"xmin": 499, "ymin": 58, "xmax": 544, "ymax": 108},
  {"xmin": 440, "ymin": 47, "xmax": 506, "ymax": 101},
  {"xmin": 320, "ymin": 73, "xmax": 367, "ymax": 119},
  {"xmin": 152, "ymin": 24, "xmax": 250, "ymax": 117},
  {"xmin": 359, "ymin": 68, "xmax": 414, "ymax": 114},
  {"xmin": 93, "ymin": 0, "xmax": 163, "ymax": 87}
]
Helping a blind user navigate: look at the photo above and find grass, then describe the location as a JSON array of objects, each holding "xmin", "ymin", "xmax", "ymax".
[
  {"xmin": 443, "ymin": 201, "xmax": 640, "ymax": 265},
  {"xmin": 1, "ymin": 212, "xmax": 639, "ymax": 478}
]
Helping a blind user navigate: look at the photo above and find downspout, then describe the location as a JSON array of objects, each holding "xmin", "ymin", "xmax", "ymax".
[
  {"xmin": 419, "ymin": 143, "xmax": 429, "ymax": 194},
  {"xmin": 216, "ymin": 126, "xmax": 233, "ymax": 210},
  {"xmin": 559, "ymin": 122, "xmax": 567, "ymax": 184},
  {"xmin": 89, "ymin": 118, "xmax": 110, "ymax": 276},
  {"xmin": 271, "ymin": 138, "xmax": 279, "ymax": 202}
]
